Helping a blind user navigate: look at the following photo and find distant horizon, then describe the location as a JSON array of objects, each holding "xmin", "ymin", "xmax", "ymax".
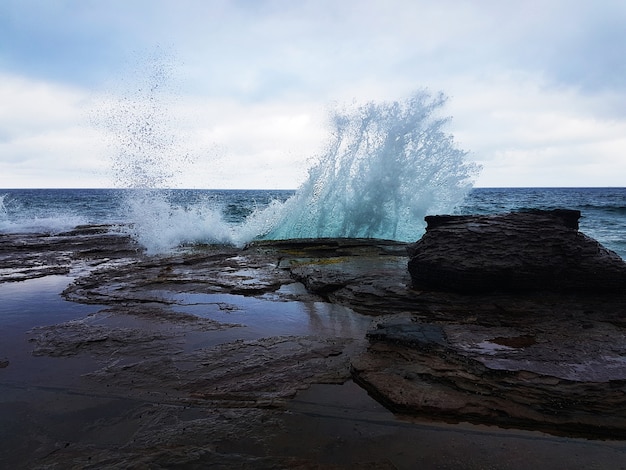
[{"xmin": 2, "ymin": 186, "xmax": 626, "ymax": 191}]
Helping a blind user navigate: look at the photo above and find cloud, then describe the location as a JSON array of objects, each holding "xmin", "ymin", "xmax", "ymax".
[
  {"xmin": 173, "ymin": 99, "xmax": 327, "ymax": 189},
  {"xmin": 446, "ymin": 72, "xmax": 626, "ymax": 186},
  {"xmin": 1, "ymin": 0, "xmax": 626, "ymax": 188},
  {"xmin": 0, "ymin": 71, "xmax": 327, "ymax": 189},
  {"xmin": 0, "ymin": 74, "xmax": 109, "ymax": 187}
]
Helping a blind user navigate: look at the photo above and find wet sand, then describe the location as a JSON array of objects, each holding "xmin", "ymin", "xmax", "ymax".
[{"xmin": 1, "ymin": 229, "xmax": 625, "ymax": 468}]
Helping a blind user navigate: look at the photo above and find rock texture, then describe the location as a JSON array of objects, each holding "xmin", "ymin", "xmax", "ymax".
[
  {"xmin": 3, "ymin": 224, "xmax": 626, "ymax": 467},
  {"xmin": 0, "ymin": 225, "xmax": 140, "ymax": 282},
  {"xmin": 360, "ymin": 210, "xmax": 626, "ymax": 437},
  {"xmin": 352, "ymin": 314, "xmax": 626, "ymax": 439},
  {"xmin": 408, "ymin": 209, "xmax": 626, "ymax": 293}
]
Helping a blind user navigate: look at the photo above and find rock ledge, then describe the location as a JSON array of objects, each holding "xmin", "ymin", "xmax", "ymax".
[{"xmin": 408, "ymin": 209, "xmax": 626, "ymax": 292}]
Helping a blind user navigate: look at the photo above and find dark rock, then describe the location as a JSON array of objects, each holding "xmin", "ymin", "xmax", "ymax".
[
  {"xmin": 353, "ymin": 316, "xmax": 626, "ymax": 439},
  {"xmin": 5, "ymin": 227, "xmax": 626, "ymax": 449},
  {"xmin": 366, "ymin": 319, "xmax": 447, "ymax": 349},
  {"xmin": 0, "ymin": 226, "xmax": 141, "ymax": 283},
  {"xmin": 408, "ymin": 209, "xmax": 626, "ymax": 293}
]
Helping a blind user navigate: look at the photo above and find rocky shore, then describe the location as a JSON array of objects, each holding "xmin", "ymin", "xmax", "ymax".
[{"xmin": 1, "ymin": 211, "xmax": 626, "ymax": 468}]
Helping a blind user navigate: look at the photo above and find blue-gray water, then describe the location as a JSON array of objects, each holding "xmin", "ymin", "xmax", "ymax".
[{"xmin": 1, "ymin": 187, "xmax": 625, "ymax": 260}]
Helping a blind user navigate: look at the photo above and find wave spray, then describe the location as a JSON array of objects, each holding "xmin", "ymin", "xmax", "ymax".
[
  {"xmin": 265, "ymin": 91, "xmax": 480, "ymax": 241},
  {"xmin": 98, "ymin": 54, "xmax": 479, "ymax": 252},
  {"xmin": 96, "ymin": 50, "xmax": 233, "ymax": 253}
]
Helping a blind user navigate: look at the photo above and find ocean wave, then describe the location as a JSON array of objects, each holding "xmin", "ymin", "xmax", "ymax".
[{"xmin": 0, "ymin": 193, "xmax": 89, "ymax": 234}]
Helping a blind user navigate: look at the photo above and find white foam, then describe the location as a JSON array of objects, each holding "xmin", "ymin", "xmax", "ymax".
[
  {"xmin": 122, "ymin": 191, "xmax": 234, "ymax": 254},
  {"xmin": 265, "ymin": 92, "xmax": 480, "ymax": 241},
  {"xmin": 0, "ymin": 195, "xmax": 88, "ymax": 234}
]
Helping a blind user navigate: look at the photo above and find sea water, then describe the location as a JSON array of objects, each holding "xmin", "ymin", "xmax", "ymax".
[
  {"xmin": 263, "ymin": 93, "xmax": 479, "ymax": 241},
  {"xmin": 90, "ymin": 91, "xmax": 479, "ymax": 251},
  {"xmin": 1, "ymin": 187, "xmax": 625, "ymax": 260},
  {"xmin": 1, "ymin": 90, "xmax": 624, "ymax": 258}
]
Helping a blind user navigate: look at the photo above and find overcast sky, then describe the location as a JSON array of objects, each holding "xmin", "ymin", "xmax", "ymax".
[{"xmin": 1, "ymin": 0, "xmax": 625, "ymax": 189}]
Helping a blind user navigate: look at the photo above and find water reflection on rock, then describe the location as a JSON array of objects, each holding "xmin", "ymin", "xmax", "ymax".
[{"xmin": 2, "ymin": 228, "xmax": 626, "ymax": 467}]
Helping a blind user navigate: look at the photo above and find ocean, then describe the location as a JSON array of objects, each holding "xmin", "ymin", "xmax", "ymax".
[
  {"xmin": 2, "ymin": 94, "xmax": 625, "ymax": 259},
  {"xmin": 1, "ymin": 187, "xmax": 625, "ymax": 260}
]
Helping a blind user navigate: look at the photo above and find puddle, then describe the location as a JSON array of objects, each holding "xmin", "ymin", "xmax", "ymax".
[
  {"xmin": 0, "ymin": 275, "xmax": 100, "ymax": 328},
  {"xmin": 0, "ymin": 276, "xmax": 106, "ymax": 387},
  {"xmin": 168, "ymin": 291, "xmax": 374, "ymax": 350}
]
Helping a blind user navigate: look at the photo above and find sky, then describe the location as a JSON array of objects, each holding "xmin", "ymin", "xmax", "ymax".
[{"xmin": 1, "ymin": 0, "xmax": 626, "ymax": 189}]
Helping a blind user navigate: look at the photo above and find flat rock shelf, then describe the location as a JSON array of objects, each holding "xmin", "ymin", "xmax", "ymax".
[{"xmin": 1, "ymin": 222, "xmax": 626, "ymax": 468}]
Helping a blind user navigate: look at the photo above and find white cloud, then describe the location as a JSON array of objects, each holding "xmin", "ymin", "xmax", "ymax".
[
  {"xmin": 0, "ymin": 74, "xmax": 83, "ymax": 136},
  {"xmin": 3, "ymin": 66, "xmax": 626, "ymax": 189},
  {"xmin": 443, "ymin": 72, "xmax": 626, "ymax": 186},
  {"xmin": 169, "ymin": 98, "xmax": 328, "ymax": 189},
  {"xmin": 0, "ymin": 69, "xmax": 327, "ymax": 189},
  {"xmin": 1, "ymin": 1, "xmax": 626, "ymax": 188},
  {"xmin": 0, "ymin": 74, "xmax": 110, "ymax": 187}
]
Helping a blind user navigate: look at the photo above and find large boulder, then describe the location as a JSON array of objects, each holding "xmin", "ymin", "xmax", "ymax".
[{"xmin": 407, "ymin": 209, "xmax": 626, "ymax": 293}]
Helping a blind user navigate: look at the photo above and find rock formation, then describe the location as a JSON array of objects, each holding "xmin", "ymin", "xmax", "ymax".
[
  {"xmin": 408, "ymin": 209, "xmax": 626, "ymax": 293},
  {"xmin": 346, "ymin": 209, "xmax": 626, "ymax": 438},
  {"xmin": 3, "ymin": 220, "xmax": 626, "ymax": 468}
]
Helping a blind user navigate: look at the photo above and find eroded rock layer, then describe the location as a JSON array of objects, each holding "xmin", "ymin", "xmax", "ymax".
[
  {"xmin": 2, "ymin": 223, "xmax": 626, "ymax": 467},
  {"xmin": 352, "ymin": 315, "xmax": 626, "ymax": 438},
  {"xmin": 408, "ymin": 209, "xmax": 626, "ymax": 292}
]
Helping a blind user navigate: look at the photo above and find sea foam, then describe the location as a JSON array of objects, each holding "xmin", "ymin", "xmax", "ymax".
[
  {"xmin": 263, "ymin": 92, "xmax": 480, "ymax": 241},
  {"xmin": 113, "ymin": 92, "xmax": 479, "ymax": 253},
  {"xmin": 0, "ymin": 193, "xmax": 88, "ymax": 234},
  {"xmin": 99, "ymin": 53, "xmax": 479, "ymax": 253}
]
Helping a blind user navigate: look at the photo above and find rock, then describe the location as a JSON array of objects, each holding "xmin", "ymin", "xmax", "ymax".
[
  {"xmin": 5, "ymin": 226, "xmax": 626, "ymax": 456},
  {"xmin": 0, "ymin": 227, "xmax": 141, "ymax": 283},
  {"xmin": 28, "ymin": 315, "xmax": 223, "ymax": 358},
  {"xmin": 352, "ymin": 315, "xmax": 626, "ymax": 438},
  {"xmin": 407, "ymin": 209, "xmax": 626, "ymax": 293},
  {"xmin": 84, "ymin": 335, "xmax": 354, "ymax": 406}
]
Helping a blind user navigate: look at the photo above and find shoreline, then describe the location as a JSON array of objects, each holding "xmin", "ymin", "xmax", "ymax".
[{"xmin": 1, "ymin": 226, "xmax": 626, "ymax": 468}]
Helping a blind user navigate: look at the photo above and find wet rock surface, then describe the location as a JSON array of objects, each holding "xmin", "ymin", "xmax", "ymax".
[
  {"xmin": 354, "ymin": 314, "xmax": 626, "ymax": 439},
  {"xmin": 1, "ymin": 225, "xmax": 626, "ymax": 467},
  {"xmin": 0, "ymin": 225, "xmax": 141, "ymax": 282}
]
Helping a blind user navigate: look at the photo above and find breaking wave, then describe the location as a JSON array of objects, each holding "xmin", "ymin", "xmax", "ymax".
[
  {"xmin": 97, "ymin": 55, "xmax": 479, "ymax": 253},
  {"xmin": 113, "ymin": 94, "xmax": 478, "ymax": 253},
  {"xmin": 263, "ymin": 91, "xmax": 479, "ymax": 241}
]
